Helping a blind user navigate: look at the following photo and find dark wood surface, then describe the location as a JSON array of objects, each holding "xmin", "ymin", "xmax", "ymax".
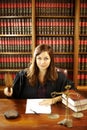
[{"xmin": 0, "ymin": 99, "xmax": 87, "ymax": 130}]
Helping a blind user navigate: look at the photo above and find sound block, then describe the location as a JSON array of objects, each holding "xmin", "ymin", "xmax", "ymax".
[{"xmin": 4, "ymin": 110, "xmax": 19, "ymax": 119}]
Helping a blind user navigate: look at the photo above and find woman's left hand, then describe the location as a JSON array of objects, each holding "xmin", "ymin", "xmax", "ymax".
[
  {"xmin": 39, "ymin": 96, "xmax": 62, "ymax": 106},
  {"xmin": 39, "ymin": 99, "xmax": 53, "ymax": 106}
]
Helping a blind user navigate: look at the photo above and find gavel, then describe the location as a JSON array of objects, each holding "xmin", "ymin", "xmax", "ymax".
[{"xmin": 4, "ymin": 72, "xmax": 13, "ymax": 93}]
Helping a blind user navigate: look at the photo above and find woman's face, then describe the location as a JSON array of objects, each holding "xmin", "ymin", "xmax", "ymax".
[{"xmin": 36, "ymin": 51, "xmax": 51, "ymax": 71}]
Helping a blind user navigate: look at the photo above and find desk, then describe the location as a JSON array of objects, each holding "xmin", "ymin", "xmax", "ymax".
[{"xmin": 0, "ymin": 99, "xmax": 87, "ymax": 130}]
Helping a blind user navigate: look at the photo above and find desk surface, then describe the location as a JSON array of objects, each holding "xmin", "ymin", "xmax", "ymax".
[{"xmin": 0, "ymin": 99, "xmax": 87, "ymax": 130}]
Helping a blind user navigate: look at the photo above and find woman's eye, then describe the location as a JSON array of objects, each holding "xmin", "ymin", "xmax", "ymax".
[
  {"xmin": 37, "ymin": 57, "xmax": 49, "ymax": 61},
  {"xmin": 44, "ymin": 57, "xmax": 48, "ymax": 60},
  {"xmin": 37, "ymin": 57, "xmax": 41, "ymax": 60}
]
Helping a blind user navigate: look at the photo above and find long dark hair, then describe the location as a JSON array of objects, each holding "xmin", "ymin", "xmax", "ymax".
[{"xmin": 27, "ymin": 44, "xmax": 58, "ymax": 86}]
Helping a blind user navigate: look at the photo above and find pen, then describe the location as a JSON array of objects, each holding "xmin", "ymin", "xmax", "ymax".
[{"xmin": 30, "ymin": 109, "xmax": 39, "ymax": 115}]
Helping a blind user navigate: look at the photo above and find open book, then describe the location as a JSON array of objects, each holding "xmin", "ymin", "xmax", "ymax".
[{"xmin": 25, "ymin": 99, "xmax": 51, "ymax": 114}]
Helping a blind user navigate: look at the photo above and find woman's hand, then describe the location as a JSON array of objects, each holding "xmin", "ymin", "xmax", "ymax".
[
  {"xmin": 4, "ymin": 87, "xmax": 13, "ymax": 97},
  {"xmin": 39, "ymin": 96, "xmax": 62, "ymax": 106},
  {"xmin": 39, "ymin": 99, "xmax": 53, "ymax": 106}
]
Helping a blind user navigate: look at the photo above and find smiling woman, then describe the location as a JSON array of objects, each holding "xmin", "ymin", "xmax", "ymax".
[
  {"xmin": 36, "ymin": 51, "xmax": 51, "ymax": 82},
  {"xmin": 36, "ymin": 51, "xmax": 51, "ymax": 70},
  {"xmin": 4, "ymin": 44, "xmax": 75, "ymax": 105}
]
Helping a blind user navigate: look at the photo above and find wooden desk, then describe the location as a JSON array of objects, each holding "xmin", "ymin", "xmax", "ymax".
[{"xmin": 0, "ymin": 99, "xmax": 87, "ymax": 130}]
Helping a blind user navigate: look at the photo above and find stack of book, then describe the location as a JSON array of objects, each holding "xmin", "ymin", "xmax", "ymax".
[{"xmin": 62, "ymin": 90, "xmax": 87, "ymax": 112}]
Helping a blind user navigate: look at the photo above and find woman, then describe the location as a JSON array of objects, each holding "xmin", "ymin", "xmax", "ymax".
[{"xmin": 4, "ymin": 44, "xmax": 74, "ymax": 105}]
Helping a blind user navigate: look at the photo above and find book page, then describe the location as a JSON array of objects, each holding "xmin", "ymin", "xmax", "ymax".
[{"xmin": 25, "ymin": 99, "xmax": 51, "ymax": 114}]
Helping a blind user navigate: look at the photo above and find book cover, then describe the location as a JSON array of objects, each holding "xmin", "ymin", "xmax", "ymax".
[{"xmin": 62, "ymin": 90, "xmax": 87, "ymax": 106}]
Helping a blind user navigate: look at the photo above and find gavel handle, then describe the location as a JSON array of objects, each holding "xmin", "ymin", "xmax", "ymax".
[{"xmin": 8, "ymin": 87, "xmax": 11, "ymax": 93}]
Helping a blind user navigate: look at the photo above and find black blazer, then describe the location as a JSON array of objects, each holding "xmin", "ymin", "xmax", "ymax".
[{"xmin": 12, "ymin": 70, "xmax": 74, "ymax": 99}]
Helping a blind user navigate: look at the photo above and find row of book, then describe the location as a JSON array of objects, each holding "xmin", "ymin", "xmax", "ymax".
[
  {"xmin": 1, "ymin": 54, "xmax": 86, "ymax": 71},
  {"xmin": 36, "ymin": 18, "xmax": 74, "ymax": 27},
  {"xmin": 79, "ymin": 55, "xmax": 87, "ymax": 70},
  {"xmin": 1, "ymin": 0, "xmax": 87, "ymax": 17},
  {"xmin": 1, "ymin": 36, "xmax": 87, "ymax": 53},
  {"xmin": 0, "ymin": 54, "xmax": 32, "ymax": 69},
  {"xmin": 0, "ymin": 36, "xmax": 87, "ymax": 53},
  {"xmin": 36, "ymin": 26, "xmax": 74, "ymax": 35},
  {"xmin": 35, "ymin": 0, "xmax": 74, "ymax": 16},
  {"xmin": 36, "ymin": 37, "xmax": 74, "ymax": 52},
  {"xmin": 54, "ymin": 54, "xmax": 73, "ymax": 69},
  {"xmin": 0, "ymin": 18, "xmax": 74, "ymax": 35},
  {"xmin": 0, "ymin": 37, "xmax": 32, "ymax": 52},
  {"xmin": 0, "ymin": 0, "xmax": 75, "ymax": 16},
  {"xmin": 80, "ymin": 0, "xmax": 87, "ymax": 16},
  {"xmin": 78, "ymin": 72, "xmax": 87, "ymax": 86},
  {"xmin": 0, "ymin": 18, "xmax": 32, "ymax": 34},
  {"xmin": 62, "ymin": 89, "xmax": 87, "ymax": 112},
  {"xmin": 80, "ymin": 28, "xmax": 87, "ymax": 34},
  {"xmin": 0, "ymin": 0, "xmax": 32, "ymax": 16},
  {"xmin": 0, "ymin": 54, "xmax": 73, "ymax": 70},
  {"xmin": 80, "ymin": 19, "xmax": 87, "ymax": 26},
  {"xmin": 36, "ymin": 18, "xmax": 74, "ymax": 35},
  {"xmin": 80, "ymin": 19, "xmax": 87, "ymax": 34},
  {"xmin": 79, "ymin": 37, "xmax": 87, "ymax": 52},
  {"xmin": 0, "ymin": 36, "xmax": 74, "ymax": 53}
]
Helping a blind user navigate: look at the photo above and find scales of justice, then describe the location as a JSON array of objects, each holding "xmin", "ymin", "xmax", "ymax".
[{"xmin": 51, "ymin": 85, "xmax": 84, "ymax": 128}]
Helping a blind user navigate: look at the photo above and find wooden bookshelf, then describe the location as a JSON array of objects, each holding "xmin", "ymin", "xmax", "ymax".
[
  {"xmin": 78, "ymin": 0, "xmax": 87, "ymax": 89},
  {"xmin": 0, "ymin": 0, "xmax": 87, "ymax": 97}
]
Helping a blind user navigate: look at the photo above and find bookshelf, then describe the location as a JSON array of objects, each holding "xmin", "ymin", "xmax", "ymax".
[
  {"xmin": 0, "ymin": 0, "xmax": 87, "ymax": 96},
  {"xmin": 35, "ymin": 0, "xmax": 75, "ymax": 83},
  {"xmin": 77, "ymin": 0, "xmax": 87, "ymax": 91},
  {"xmin": 0, "ymin": 0, "xmax": 32, "ymax": 88}
]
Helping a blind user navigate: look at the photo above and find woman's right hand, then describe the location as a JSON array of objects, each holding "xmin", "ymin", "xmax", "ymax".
[{"xmin": 4, "ymin": 87, "xmax": 13, "ymax": 97}]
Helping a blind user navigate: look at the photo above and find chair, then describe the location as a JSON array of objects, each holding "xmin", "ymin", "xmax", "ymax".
[{"xmin": 56, "ymin": 67, "xmax": 68, "ymax": 77}]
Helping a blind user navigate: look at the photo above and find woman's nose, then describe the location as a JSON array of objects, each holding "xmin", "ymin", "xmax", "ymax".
[{"xmin": 40, "ymin": 59, "xmax": 46, "ymax": 64}]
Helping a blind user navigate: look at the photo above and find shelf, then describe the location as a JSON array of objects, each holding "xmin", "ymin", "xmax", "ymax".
[
  {"xmin": 0, "ymin": 69, "xmax": 21, "ymax": 72},
  {"xmin": 0, "ymin": 34, "xmax": 32, "ymax": 37},
  {"xmin": 0, "ymin": 16, "xmax": 32, "ymax": 18},
  {"xmin": 36, "ymin": 34, "xmax": 74, "ymax": 37},
  {"xmin": 78, "ymin": 70, "xmax": 87, "ymax": 72},
  {"xmin": 79, "ymin": 52, "xmax": 87, "ymax": 54},
  {"xmin": 80, "ymin": 34, "xmax": 87, "ymax": 36},
  {"xmin": 77, "ymin": 86, "xmax": 87, "ymax": 91},
  {"xmin": 0, "ymin": 52, "xmax": 32, "ymax": 54},
  {"xmin": 36, "ymin": 16, "xmax": 75, "ymax": 18},
  {"xmin": 54, "ymin": 52, "xmax": 74, "ymax": 55},
  {"xmin": 80, "ymin": 16, "xmax": 87, "ymax": 18}
]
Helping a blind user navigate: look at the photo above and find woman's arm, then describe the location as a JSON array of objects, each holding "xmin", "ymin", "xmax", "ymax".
[{"xmin": 4, "ymin": 70, "xmax": 26, "ymax": 98}]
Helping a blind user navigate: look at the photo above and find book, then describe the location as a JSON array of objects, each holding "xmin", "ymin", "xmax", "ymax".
[
  {"xmin": 25, "ymin": 99, "xmax": 51, "ymax": 114},
  {"xmin": 62, "ymin": 98, "xmax": 87, "ymax": 112},
  {"xmin": 62, "ymin": 90, "xmax": 87, "ymax": 106}
]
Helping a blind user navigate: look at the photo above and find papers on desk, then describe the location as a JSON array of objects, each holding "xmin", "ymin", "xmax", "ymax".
[{"xmin": 25, "ymin": 99, "xmax": 51, "ymax": 114}]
